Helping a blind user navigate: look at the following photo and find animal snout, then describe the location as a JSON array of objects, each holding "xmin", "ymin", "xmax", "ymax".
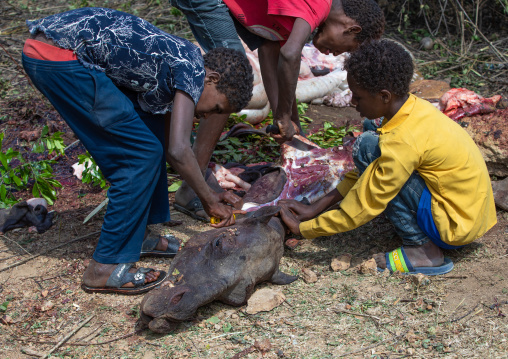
[
  {"xmin": 148, "ymin": 317, "xmax": 178, "ymax": 333},
  {"xmin": 135, "ymin": 311, "xmax": 153, "ymax": 331}
]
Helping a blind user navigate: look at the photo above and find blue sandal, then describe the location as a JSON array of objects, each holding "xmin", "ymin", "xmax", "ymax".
[
  {"xmin": 173, "ymin": 197, "xmax": 208, "ymax": 222},
  {"xmin": 140, "ymin": 231, "xmax": 180, "ymax": 258},
  {"xmin": 378, "ymin": 247, "xmax": 454, "ymax": 276}
]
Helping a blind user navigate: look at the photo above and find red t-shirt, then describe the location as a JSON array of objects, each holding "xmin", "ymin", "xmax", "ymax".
[
  {"xmin": 224, "ymin": 0, "xmax": 332, "ymax": 42},
  {"xmin": 23, "ymin": 39, "xmax": 77, "ymax": 61}
]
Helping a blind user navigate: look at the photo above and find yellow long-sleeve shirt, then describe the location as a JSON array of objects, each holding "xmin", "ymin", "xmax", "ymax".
[{"xmin": 300, "ymin": 94, "xmax": 497, "ymax": 245}]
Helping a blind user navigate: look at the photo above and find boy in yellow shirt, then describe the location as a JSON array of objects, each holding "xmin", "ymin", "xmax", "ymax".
[{"xmin": 279, "ymin": 40, "xmax": 497, "ymax": 275}]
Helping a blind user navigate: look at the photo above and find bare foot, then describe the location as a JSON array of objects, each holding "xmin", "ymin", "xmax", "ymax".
[
  {"xmin": 373, "ymin": 241, "xmax": 444, "ymax": 270},
  {"xmin": 82, "ymin": 259, "xmax": 161, "ymax": 289},
  {"xmin": 146, "ymin": 231, "xmax": 169, "ymax": 252}
]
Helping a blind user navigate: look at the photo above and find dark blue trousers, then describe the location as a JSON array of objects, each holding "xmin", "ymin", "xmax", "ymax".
[{"xmin": 22, "ymin": 54, "xmax": 170, "ymax": 264}]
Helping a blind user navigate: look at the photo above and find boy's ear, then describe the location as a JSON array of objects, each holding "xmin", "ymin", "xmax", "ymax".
[
  {"xmin": 380, "ymin": 89, "xmax": 392, "ymax": 104},
  {"xmin": 346, "ymin": 25, "xmax": 362, "ymax": 35},
  {"xmin": 205, "ymin": 71, "xmax": 221, "ymax": 85}
]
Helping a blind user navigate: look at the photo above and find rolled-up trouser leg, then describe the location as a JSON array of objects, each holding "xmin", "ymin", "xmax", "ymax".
[
  {"xmin": 22, "ymin": 54, "xmax": 168, "ymax": 263},
  {"xmin": 352, "ymin": 131, "xmax": 430, "ymax": 246},
  {"xmin": 169, "ymin": 0, "xmax": 245, "ymax": 54}
]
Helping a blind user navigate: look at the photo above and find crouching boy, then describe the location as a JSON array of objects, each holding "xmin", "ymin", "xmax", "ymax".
[{"xmin": 279, "ymin": 39, "xmax": 496, "ymax": 275}]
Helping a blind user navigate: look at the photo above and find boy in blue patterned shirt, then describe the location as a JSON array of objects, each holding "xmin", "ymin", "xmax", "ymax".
[{"xmin": 22, "ymin": 7, "xmax": 253, "ymax": 294}]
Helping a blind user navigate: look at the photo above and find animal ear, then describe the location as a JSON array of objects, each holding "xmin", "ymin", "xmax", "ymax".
[
  {"xmin": 270, "ymin": 269, "xmax": 298, "ymax": 285},
  {"xmin": 249, "ymin": 206, "xmax": 281, "ymax": 224}
]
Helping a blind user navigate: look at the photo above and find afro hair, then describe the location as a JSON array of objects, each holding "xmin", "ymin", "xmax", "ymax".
[
  {"xmin": 344, "ymin": 39, "xmax": 414, "ymax": 97},
  {"xmin": 338, "ymin": 0, "xmax": 385, "ymax": 43},
  {"xmin": 203, "ymin": 48, "xmax": 253, "ymax": 112}
]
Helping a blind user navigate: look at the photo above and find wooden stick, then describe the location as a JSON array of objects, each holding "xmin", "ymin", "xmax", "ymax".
[
  {"xmin": 42, "ymin": 315, "xmax": 94, "ymax": 359},
  {"xmin": 438, "ymin": 303, "xmax": 480, "ymax": 324},
  {"xmin": 0, "ymin": 231, "xmax": 100, "ymax": 273},
  {"xmin": 336, "ymin": 332, "xmax": 406, "ymax": 358},
  {"xmin": 10, "ymin": 329, "xmax": 142, "ymax": 347},
  {"xmin": 1, "ymin": 234, "xmax": 32, "ymax": 256}
]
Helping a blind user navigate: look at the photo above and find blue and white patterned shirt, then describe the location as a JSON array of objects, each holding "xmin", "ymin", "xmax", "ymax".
[{"xmin": 27, "ymin": 7, "xmax": 205, "ymax": 114}]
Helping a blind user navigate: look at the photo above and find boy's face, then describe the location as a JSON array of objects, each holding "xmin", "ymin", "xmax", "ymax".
[
  {"xmin": 312, "ymin": 9, "xmax": 361, "ymax": 56},
  {"xmin": 195, "ymin": 73, "xmax": 234, "ymax": 120},
  {"xmin": 347, "ymin": 73, "xmax": 386, "ymax": 120}
]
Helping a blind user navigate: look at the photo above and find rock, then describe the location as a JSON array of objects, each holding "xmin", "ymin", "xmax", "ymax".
[
  {"xmin": 254, "ymin": 338, "xmax": 272, "ymax": 353},
  {"xmin": 410, "ymin": 273, "xmax": 430, "ymax": 286},
  {"xmin": 358, "ymin": 258, "xmax": 377, "ymax": 275},
  {"xmin": 331, "ymin": 253, "xmax": 352, "ymax": 271},
  {"xmin": 420, "ymin": 37, "xmax": 434, "ymax": 50},
  {"xmin": 492, "ymin": 177, "xmax": 508, "ymax": 211},
  {"xmin": 301, "ymin": 268, "xmax": 318, "ymax": 283},
  {"xmin": 246, "ymin": 288, "xmax": 286, "ymax": 314},
  {"xmin": 40, "ymin": 300, "xmax": 54, "ymax": 312}
]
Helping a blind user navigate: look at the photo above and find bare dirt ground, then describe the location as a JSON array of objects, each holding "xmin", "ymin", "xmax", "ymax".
[{"xmin": 1, "ymin": 1, "xmax": 508, "ymax": 358}]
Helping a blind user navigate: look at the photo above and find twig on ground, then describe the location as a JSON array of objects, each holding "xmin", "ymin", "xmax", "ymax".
[
  {"xmin": 188, "ymin": 336, "xmax": 202, "ymax": 358},
  {"xmin": 433, "ymin": 64, "xmax": 462, "ymax": 75},
  {"xmin": 42, "ymin": 315, "xmax": 94, "ymax": 359},
  {"xmin": 438, "ymin": 303, "xmax": 480, "ymax": 324},
  {"xmin": 204, "ymin": 331, "xmax": 248, "ymax": 342},
  {"xmin": 0, "ymin": 254, "xmax": 19, "ymax": 263},
  {"xmin": 1, "ymin": 234, "xmax": 32, "ymax": 256},
  {"xmin": 74, "ymin": 324, "xmax": 103, "ymax": 343},
  {"xmin": 21, "ymin": 347, "xmax": 44, "ymax": 357},
  {"xmin": 230, "ymin": 345, "xmax": 257, "ymax": 359},
  {"xmin": 336, "ymin": 331, "xmax": 407, "ymax": 358},
  {"xmin": 433, "ymin": 275, "xmax": 468, "ymax": 281},
  {"xmin": 0, "ymin": 231, "xmax": 100, "ymax": 273},
  {"xmin": 14, "ymin": 329, "xmax": 142, "ymax": 347}
]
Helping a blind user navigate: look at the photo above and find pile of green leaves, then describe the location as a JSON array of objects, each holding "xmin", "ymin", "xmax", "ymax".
[
  {"xmin": 211, "ymin": 113, "xmax": 281, "ymax": 165},
  {"xmin": 306, "ymin": 122, "xmax": 356, "ymax": 148},
  {"xmin": 211, "ymin": 101, "xmax": 357, "ymax": 164},
  {"xmin": 0, "ymin": 126, "xmax": 65, "ymax": 208}
]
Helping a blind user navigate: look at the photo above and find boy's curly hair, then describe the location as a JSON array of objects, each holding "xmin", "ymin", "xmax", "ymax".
[
  {"xmin": 203, "ymin": 48, "xmax": 253, "ymax": 112},
  {"xmin": 344, "ymin": 39, "xmax": 414, "ymax": 97},
  {"xmin": 338, "ymin": 0, "xmax": 385, "ymax": 43}
]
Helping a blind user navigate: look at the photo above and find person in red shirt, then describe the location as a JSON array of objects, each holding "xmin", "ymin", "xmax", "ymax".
[{"xmin": 170, "ymin": 0, "xmax": 385, "ymax": 221}]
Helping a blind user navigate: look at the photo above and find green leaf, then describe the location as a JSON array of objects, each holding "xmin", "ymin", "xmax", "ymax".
[
  {"xmin": 207, "ymin": 316, "xmax": 220, "ymax": 324},
  {"xmin": 168, "ymin": 181, "xmax": 182, "ymax": 192},
  {"xmin": 12, "ymin": 175, "xmax": 22, "ymax": 187},
  {"xmin": 0, "ymin": 185, "xmax": 6, "ymax": 201},
  {"xmin": 222, "ymin": 322, "xmax": 232, "ymax": 333},
  {"xmin": 32, "ymin": 183, "xmax": 40, "ymax": 197},
  {"xmin": 0, "ymin": 301, "xmax": 9, "ymax": 312},
  {"xmin": 0, "ymin": 152, "xmax": 9, "ymax": 169}
]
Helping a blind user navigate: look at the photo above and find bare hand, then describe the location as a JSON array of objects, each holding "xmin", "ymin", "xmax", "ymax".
[
  {"xmin": 279, "ymin": 206, "xmax": 302, "ymax": 236},
  {"xmin": 218, "ymin": 190, "xmax": 244, "ymax": 210},
  {"xmin": 271, "ymin": 116, "xmax": 298, "ymax": 143},
  {"xmin": 278, "ymin": 199, "xmax": 315, "ymax": 221}
]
